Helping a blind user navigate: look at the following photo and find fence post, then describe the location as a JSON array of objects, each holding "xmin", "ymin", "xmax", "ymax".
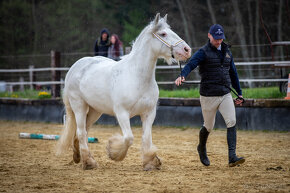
[
  {"xmin": 125, "ymin": 47, "xmax": 131, "ymax": 55},
  {"xmin": 19, "ymin": 77, "xmax": 24, "ymax": 91},
  {"xmin": 51, "ymin": 50, "xmax": 61, "ymax": 98},
  {"xmin": 29, "ymin": 65, "xmax": 34, "ymax": 90},
  {"xmin": 8, "ymin": 85, "xmax": 13, "ymax": 93}
]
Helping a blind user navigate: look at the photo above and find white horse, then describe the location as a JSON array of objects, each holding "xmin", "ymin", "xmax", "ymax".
[{"xmin": 56, "ymin": 13, "xmax": 191, "ymax": 170}]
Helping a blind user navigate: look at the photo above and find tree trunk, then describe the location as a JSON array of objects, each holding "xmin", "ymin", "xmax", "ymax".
[
  {"xmin": 255, "ymin": 0, "xmax": 262, "ymax": 62},
  {"xmin": 231, "ymin": 0, "xmax": 250, "ymax": 61},
  {"xmin": 231, "ymin": 0, "xmax": 252, "ymax": 87},
  {"xmin": 207, "ymin": 0, "xmax": 216, "ymax": 24},
  {"xmin": 247, "ymin": 0, "xmax": 254, "ymax": 59},
  {"xmin": 31, "ymin": 0, "xmax": 39, "ymax": 69},
  {"xmin": 277, "ymin": 0, "xmax": 284, "ymax": 59},
  {"xmin": 175, "ymin": 0, "xmax": 193, "ymax": 47},
  {"xmin": 32, "ymin": 0, "xmax": 38, "ymax": 54}
]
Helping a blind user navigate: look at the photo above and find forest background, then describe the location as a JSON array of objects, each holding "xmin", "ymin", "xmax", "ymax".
[{"xmin": 0, "ymin": 0, "xmax": 289, "ymax": 91}]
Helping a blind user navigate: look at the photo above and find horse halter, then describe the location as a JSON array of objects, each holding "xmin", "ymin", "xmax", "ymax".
[{"xmin": 152, "ymin": 32, "xmax": 184, "ymax": 58}]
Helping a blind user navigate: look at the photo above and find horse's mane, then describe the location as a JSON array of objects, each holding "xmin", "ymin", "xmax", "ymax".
[{"xmin": 130, "ymin": 18, "xmax": 169, "ymax": 54}]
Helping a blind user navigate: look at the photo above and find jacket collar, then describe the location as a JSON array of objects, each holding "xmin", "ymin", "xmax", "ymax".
[{"xmin": 207, "ymin": 40, "xmax": 229, "ymax": 51}]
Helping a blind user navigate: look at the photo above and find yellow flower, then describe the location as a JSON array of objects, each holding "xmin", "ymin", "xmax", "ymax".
[
  {"xmin": 38, "ymin": 91, "xmax": 51, "ymax": 99},
  {"xmin": 38, "ymin": 91, "xmax": 49, "ymax": 96},
  {"xmin": 11, "ymin": 94, "xmax": 18, "ymax": 98}
]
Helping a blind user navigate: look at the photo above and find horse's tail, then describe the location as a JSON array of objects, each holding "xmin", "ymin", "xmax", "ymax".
[{"xmin": 56, "ymin": 90, "xmax": 76, "ymax": 156}]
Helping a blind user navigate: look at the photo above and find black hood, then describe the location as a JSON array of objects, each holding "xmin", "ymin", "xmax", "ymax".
[{"xmin": 100, "ymin": 28, "xmax": 110, "ymax": 36}]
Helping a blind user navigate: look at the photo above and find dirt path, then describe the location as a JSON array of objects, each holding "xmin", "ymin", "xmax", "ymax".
[{"xmin": 0, "ymin": 121, "xmax": 289, "ymax": 192}]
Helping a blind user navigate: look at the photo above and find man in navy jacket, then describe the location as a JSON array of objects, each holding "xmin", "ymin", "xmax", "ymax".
[{"xmin": 175, "ymin": 24, "xmax": 245, "ymax": 167}]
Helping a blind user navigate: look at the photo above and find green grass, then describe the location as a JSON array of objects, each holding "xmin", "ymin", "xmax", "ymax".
[
  {"xmin": 159, "ymin": 87, "xmax": 285, "ymax": 99},
  {"xmin": 159, "ymin": 88, "xmax": 200, "ymax": 98},
  {"xmin": 0, "ymin": 87, "xmax": 286, "ymax": 99},
  {"xmin": 0, "ymin": 90, "xmax": 49, "ymax": 99},
  {"xmin": 242, "ymin": 87, "xmax": 285, "ymax": 99}
]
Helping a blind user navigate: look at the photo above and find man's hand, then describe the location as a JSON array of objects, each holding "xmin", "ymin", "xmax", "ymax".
[
  {"xmin": 175, "ymin": 76, "xmax": 185, "ymax": 86},
  {"xmin": 235, "ymin": 95, "xmax": 244, "ymax": 106}
]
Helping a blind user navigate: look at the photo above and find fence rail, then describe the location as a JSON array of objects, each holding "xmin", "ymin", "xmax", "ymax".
[
  {"xmin": 1, "ymin": 61, "xmax": 289, "ymax": 72},
  {"xmin": 3, "ymin": 78, "xmax": 288, "ymax": 87},
  {"xmin": 0, "ymin": 67, "xmax": 70, "ymax": 73},
  {"xmin": 0, "ymin": 60, "xmax": 289, "ymax": 94}
]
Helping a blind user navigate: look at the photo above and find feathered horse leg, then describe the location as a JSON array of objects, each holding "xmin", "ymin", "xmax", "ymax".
[
  {"xmin": 141, "ymin": 108, "xmax": 162, "ymax": 171},
  {"xmin": 106, "ymin": 110, "xmax": 133, "ymax": 161}
]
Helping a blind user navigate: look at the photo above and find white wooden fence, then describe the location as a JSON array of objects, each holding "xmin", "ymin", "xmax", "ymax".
[{"xmin": 0, "ymin": 61, "xmax": 289, "ymax": 91}]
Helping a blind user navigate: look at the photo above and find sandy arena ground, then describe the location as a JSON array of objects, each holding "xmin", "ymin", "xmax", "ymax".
[{"xmin": 0, "ymin": 120, "xmax": 289, "ymax": 193}]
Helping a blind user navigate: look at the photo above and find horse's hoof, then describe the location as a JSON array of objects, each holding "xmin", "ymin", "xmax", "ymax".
[
  {"xmin": 106, "ymin": 134, "xmax": 129, "ymax": 161},
  {"xmin": 143, "ymin": 155, "xmax": 162, "ymax": 171},
  {"xmin": 82, "ymin": 158, "xmax": 98, "ymax": 170},
  {"xmin": 73, "ymin": 152, "xmax": 81, "ymax": 163}
]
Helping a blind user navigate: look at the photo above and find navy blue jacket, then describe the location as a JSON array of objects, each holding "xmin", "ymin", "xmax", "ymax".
[
  {"xmin": 181, "ymin": 41, "xmax": 242, "ymax": 96},
  {"xmin": 94, "ymin": 28, "xmax": 110, "ymax": 57}
]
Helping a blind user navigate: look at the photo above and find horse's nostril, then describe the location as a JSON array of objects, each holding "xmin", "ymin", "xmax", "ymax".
[{"xmin": 184, "ymin": 47, "xmax": 189, "ymax": 52}]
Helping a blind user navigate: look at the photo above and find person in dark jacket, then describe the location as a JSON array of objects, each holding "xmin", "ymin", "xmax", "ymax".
[
  {"xmin": 175, "ymin": 24, "xmax": 245, "ymax": 167},
  {"xmin": 94, "ymin": 28, "xmax": 110, "ymax": 57}
]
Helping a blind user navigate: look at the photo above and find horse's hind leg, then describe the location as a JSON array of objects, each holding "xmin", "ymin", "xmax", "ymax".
[
  {"xmin": 72, "ymin": 137, "xmax": 81, "ymax": 163},
  {"xmin": 86, "ymin": 107, "xmax": 102, "ymax": 132},
  {"xmin": 141, "ymin": 108, "xmax": 162, "ymax": 171},
  {"xmin": 107, "ymin": 110, "xmax": 133, "ymax": 161},
  {"xmin": 72, "ymin": 107, "xmax": 101, "ymax": 164},
  {"xmin": 70, "ymin": 100, "xmax": 97, "ymax": 170}
]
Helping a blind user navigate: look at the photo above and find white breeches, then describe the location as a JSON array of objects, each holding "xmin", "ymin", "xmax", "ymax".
[{"xmin": 200, "ymin": 93, "xmax": 236, "ymax": 132}]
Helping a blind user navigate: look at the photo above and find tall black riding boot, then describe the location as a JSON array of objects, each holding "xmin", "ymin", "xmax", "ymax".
[
  {"xmin": 197, "ymin": 126, "xmax": 210, "ymax": 166},
  {"xmin": 227, "ymin": 126, "xmax": 245, "ymax": 167}
]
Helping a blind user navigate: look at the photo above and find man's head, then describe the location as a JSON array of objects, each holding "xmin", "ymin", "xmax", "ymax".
[{"xmin": 208, "ymin": 24, "xmax": 225, "ymax": 48}]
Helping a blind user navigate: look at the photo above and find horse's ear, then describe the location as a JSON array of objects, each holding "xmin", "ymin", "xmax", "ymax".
[
  {"xmin": 164, "ymin": 14, "xmax": 168, "ymax": 23},
  {"xmin": 154, "ymin": 13, "xmax": 160, "ymax": 26}
]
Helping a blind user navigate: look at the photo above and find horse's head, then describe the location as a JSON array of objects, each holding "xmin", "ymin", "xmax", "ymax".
[{"xmin": 150, "ymin": 13, "xmax": 191, "ymax": 65}]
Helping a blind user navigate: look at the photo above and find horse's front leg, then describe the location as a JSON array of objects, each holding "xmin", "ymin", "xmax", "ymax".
[
  {"xmin": 141, "ymin": 108, "xmax": 162, "ymax": 171},
  {"xmin": 106, "ymin": 110, "xmax": 133, "ymax": 161}
]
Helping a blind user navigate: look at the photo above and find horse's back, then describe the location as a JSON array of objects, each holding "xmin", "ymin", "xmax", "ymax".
[
  {"xmin": 66, "ymin": 56, "xmax": 112, "ymax": 80},
  {"xmin": 64, "ymin": 56, "xmax": 117, "ymax": 114}
]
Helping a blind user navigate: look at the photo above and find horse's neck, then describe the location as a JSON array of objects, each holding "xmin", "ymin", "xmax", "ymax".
[{"xmin": 127, "ymin": 46, "xmax": 158, "ymax": 81}]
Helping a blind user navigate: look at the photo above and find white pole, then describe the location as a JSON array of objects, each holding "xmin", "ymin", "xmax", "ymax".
[
  {"xmin": 29, "ymin": 65, "xmax": 34, "ymax": 90},
  {"xmin": 19, "ymin": 77, "xmax": 24, "ymax": 91}
]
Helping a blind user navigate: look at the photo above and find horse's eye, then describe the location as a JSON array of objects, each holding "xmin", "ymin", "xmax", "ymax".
[{"xmin": 160, "ymin": 33, "xmax": 167, "ymax": 37}]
